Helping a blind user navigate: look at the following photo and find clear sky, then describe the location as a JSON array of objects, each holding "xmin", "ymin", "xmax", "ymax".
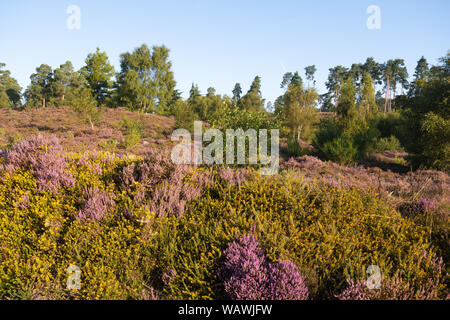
[{"xmin": 0, "ymin": 0, "xmax": 449, "ymax": 104}]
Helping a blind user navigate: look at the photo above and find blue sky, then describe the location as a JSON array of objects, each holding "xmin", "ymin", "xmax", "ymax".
[{"xmin": 0, "ymin": 0, "xmax": 449, "ymax": 104}]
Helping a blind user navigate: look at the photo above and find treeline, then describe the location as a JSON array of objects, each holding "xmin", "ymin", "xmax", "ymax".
[{"xmin": 0, "ymin": 45, "xmax": 448, "ymax": 171}]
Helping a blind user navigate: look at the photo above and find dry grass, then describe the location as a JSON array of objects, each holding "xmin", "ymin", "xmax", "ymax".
[
  {"xmin": 282, "ymin": 155, "xmax": 450, "ymax": 216},
  {"xmin": 0, "ymin": 106, "xmax": 175, "ymax": 155}
]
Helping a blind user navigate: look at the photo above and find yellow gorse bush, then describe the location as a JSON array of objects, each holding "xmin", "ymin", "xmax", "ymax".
[{"xmin": 0, "ymin": 150, "xmax": 447, "ymax": 299}]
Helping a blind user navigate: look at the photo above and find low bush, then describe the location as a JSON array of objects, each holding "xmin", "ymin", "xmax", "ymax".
[
  {"xmin": 374, "ymin": 136, "xmax": 404, "ymax": 152},
  {"xmin": 286, "ymin": 138, "xmax": 308, "ymax": 158},
  {"xmin": 0, "ymin": 135, "xmax": 447, "ymax": 300},
  {"xmin": 121, "ymin": 116, "xmax": 144, "ymax": 148},
  {"xmin": 321, "ymin": 136, "xmax": 358, "ymax": 165}
]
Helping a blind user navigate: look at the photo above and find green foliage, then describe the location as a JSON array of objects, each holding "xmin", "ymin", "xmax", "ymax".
[
  {"xmin": 121, "ymin": 116, "xmax": 144, "ymax": 148},
  {"xmin": 0, "ymin": 89, "xmax": 10, "ymax": 109},
  {"xmin": 399, "ymin": 53, "xmax": 450, "ymax": 171},
  {"xmin": 24, "ymin": 62, "xmax": 86, "ymax": 109},
  {"xmin": 170, "ymin": 99, "xmax": 197, "ymax": 131},
  {"xmin": 276, "ymin": 72, "xmax": 319, "ymax": 141},
  {"xmin": 66, "ymin": 86, "xmax": 99, "ymax": 129},
  {"xmin": 0, "ymin": 63, "xmax": 22, "ymax": 108},
  {"xmin": 116, "ymin": 44, "xmax": 176, "ymax": 114},
  {"xmin": 419, "ymin": 112, "xmax": 450, "ymax": 171},
  {"xmin": 321, "ymin": 136, "xmax": 358, "ymax": 165},
  {"xmin": 82, "ymin": 48, "xmax": 115, "ymax": 106},
  {"xmin": 337, "ymin": 78, "xmax": 357, "ymax": 119},
  {"xmin": 211, "ymin": 106, "xmax": 273, "ymax": 132},
  {"xmin": 359, "ymin": 72, "xmax": 377, "ymax": 116},
  {"xmin": 374, "ymin": 136, "xmax": 404, "ymax": 152},
  {"xmin": 25, "ymin": 64, "xmax": 53, "ymax": 108},
  {"xmin": 286, "ymin": 138, "xmax": 308, "ymax": 157},
  {"xmin": 99, "ymin": 138, "xmax": 119, "ymax": 152},
  {"xmin": 185, "ymin": 84, "xmax": 229, "ymax": 122},
  {"xmin": 238, "ymin": 76, "xmax": 265, "ymax": 112}
]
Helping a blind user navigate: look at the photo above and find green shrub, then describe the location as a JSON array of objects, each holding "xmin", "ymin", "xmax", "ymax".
[
  {"xmin": 286, "ymin": 138, "xmax": 308, "ymax": 157},
  {"xmin": 121, "ymin": 116, "xmax": 144, "ymax": 148},
  {"xmin": 66, "ymin": 86, "xmax": 100, "ymax": 129},
  {"xmin": 99, "ymin": 138, "xmax": 118, "ymax": 152},
  {"xmin": 321, "ymin": 136, "xmax": 358, "ymax": 165},
  {"xmin": 419, "ymin": 112, "xmax": 450, "ymax": 172},
  {"xmin": 374, "ymin": 136, "xmax": 404, "ymax": 152}
]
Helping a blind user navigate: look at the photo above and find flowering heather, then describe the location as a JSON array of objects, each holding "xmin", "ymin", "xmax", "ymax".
[
  {"xmin": 219, "ymin": 168, "xmax": 248, "ymax": 186},
  {"xmin": 267, "ymin": 260, "xmax": 309, "ymax": 300},
  {"xmin": 219, "ymin": 234, "xmax": 309, "ymax": 300},
  {"xmin": 336, "ymin": 275, "xmax": 440, "ymax": 300},
  {"xmin": 414, "ymin": 198, "xmax": 439, "ymax": 213},
  {"xmin": 162, "ymin": 268, "xmax": 177, "ymax": 286},
  {"xmin": 337, "ymin": 256, "xmax": 445, "ymax": 300},
  {"xmin": 3, "ymin": 134, "xmax": 75, "ymax": 193},
  {"xmin": 76, "ymin": 187, "xmax": 115, "ymax": 221},
  {"xmin": 281, "ymin": 156, "xmax": 450, "ymax": 211},
  {"xmin": 121, "ymin": 149, "xmax": 215, "ymax": 217}
]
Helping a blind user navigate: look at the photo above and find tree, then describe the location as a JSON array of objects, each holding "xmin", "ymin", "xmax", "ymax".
[
  {"xmin": 207, "ymin": 87, "xmax": 216, "ymax": 96},
  {"xmin": 116, "ymin": 44, "xmax": 176, "ymax": 114},
  {"xmin": 239, "ymin": 76, "xmax": 265, "ymax": 112},
  {"xmin": 409, "ymin": 56, "xmax": 430, "ymax": 96},
  {"xmin": 188, "ymin": 83, "xmax": 201, "ymax": 104},
  {"xmin": 400, "ymin": 52, "xmax": 450, "ymax": 171},
  {"xmin": 0, "ymin": 88, "xmax": 10, "ymax": 109},
  {"xmin": 414, "ymin": 56, "xmax": 429, "ymax": 81},
  {"xmin": 304, "ymin": 65, "xmax": 317, "ymax": 88},
  {"xmin": 382, "ymin": 59, "xmax": 408, "ymax": 112},
  {"xmin": 281, "ymin": 72, "xmax": 294, "ymax": 89},
  {"xmin": 50, "ymin": 61, "xmax": 86, "ymax": 107},
  {"xmin": 279, "ymin": 74, "xmax": 318, "ymax": 141},
  {"xmin": 362, "ymin": 57, "xmax": 382, "ymax": 85},
  {"xmin": 337, "ymin": 78, "xmax": 357, "ymax": 119},
  {"xmin": 325, "ymin": 66, "xmax": 349, "ymax": 114},
  {"xmin": 349, "ymin": 63, "xmax": 363, "ymax": 90},
  {"xmin": 25, "ymin": 64, "xmax": 53, "ymax": 108},
  {"xmin": 0, "ymin": 63, "xmax": 22, "ymax": 108},
  {"xmin": 82, "ymin": 48, "xmax": 115, "ymax": 105},
  {"xmin": 66, "ymin": 86, "xmax": 99, "ymax": 129},
  {"xmin": 392, "ymin": 59, "xmax": 409, "ymax": 97},
  {"xmin": 359, "ymin": 72, "xmax": 377, "ymax": 116},
  {"xmin": 232, "ymin": 83, "xmax": 242, "ymax": 105}
]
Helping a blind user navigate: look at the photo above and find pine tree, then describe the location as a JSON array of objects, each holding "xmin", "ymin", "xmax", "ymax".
[
  {"xmin": 25, "ymin": 64, "xmax": 53, "ymax": 108},
  {"xmin": 0, "ymin": 63, "xmax": 22, "ymax": 108},
  {"xmin": 82, "ymin": 48, "xmax": 115, "ymax": 105}
]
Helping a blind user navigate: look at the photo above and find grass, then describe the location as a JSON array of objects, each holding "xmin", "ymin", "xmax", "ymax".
[{"xmin": 0, "ymin": 106, "xmax": 175, "ymax": 155}]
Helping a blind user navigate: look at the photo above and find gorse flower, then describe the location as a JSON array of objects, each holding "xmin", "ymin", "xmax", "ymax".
[{"xmin": 219, "ymin": 233, "xmax": 309, "ymax": 300}]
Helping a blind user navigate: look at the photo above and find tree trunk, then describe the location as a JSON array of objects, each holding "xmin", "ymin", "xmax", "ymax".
[
  {"xmin": 297, "ymin": 125, "xmax": 302, "ymax": 141},
  {"xmin": 42, "ymin": 97, "xmax": 46, "ymax": 108},
  {"xmin": 334, "ymin": 87, "xmax": 338, "ymax": 115},
  {"xmin": 384, "ymin": 76, "xmax": 389, "ymax": 113}
]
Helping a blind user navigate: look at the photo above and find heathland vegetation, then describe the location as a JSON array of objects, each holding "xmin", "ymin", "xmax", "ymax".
[{"xmin": 0, "ymin": 45, "xmax": 448, "ymax": 299}]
